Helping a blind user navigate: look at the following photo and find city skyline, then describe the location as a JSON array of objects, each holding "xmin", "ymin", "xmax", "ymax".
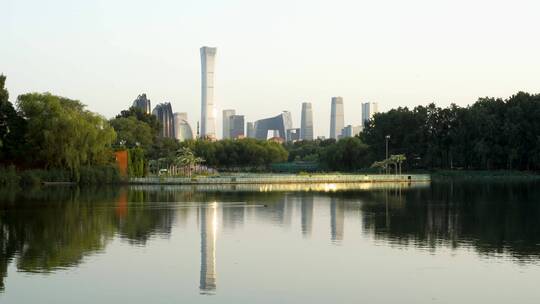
[{"xmin": 2, "ymin": 0, "xmax": 540, "ymax": 138}]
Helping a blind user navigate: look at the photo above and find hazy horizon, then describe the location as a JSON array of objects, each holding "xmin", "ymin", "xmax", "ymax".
[{"xmin": 2, "ymin": 0, "xmax": 540, "ymax": 138}]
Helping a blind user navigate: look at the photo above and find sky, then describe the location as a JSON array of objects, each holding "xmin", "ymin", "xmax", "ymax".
[{"xmin": 2, "ymin": 0, "xmax": 540, "ymax": 138}]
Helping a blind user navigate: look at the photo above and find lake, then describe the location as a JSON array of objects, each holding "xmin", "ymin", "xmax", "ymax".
[{"xmin": 1, "ymin": 181, "xmax": 539, "ymax": 303}]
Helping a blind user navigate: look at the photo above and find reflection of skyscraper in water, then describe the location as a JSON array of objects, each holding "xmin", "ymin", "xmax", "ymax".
[
  {"xmin": 300, "ymin": 196, "xmax": 314, "ymax": 237},
  {"xmin": 279, "ymin": 195, "xmax": 294, "ymax": 226},
  {"xmin": 330, "ymin": 198, "xmax": 344, "ymax": 242},
  {"xmin": 221, "ymin": 205, "xmax": 245, "ymax": 231},
  {"xmin": 200, "ymin": 203, "xmax": 217, "ymax": 294}
]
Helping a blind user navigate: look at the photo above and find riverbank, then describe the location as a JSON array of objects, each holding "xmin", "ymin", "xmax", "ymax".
[
  {"xmin": 431, "ymin": 170, "xmax": 540, "ymax": 181},
  {"xmin": 130, "ymin": 173, "xmax": 431, "ymax": 185}
]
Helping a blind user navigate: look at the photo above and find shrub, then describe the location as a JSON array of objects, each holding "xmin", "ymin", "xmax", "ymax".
[{"xmin": 79, "ymin": 165, "xmax": 121, "ymax": 185}]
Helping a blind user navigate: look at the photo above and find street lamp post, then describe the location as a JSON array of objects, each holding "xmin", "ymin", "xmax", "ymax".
[{"xmin": 385, "ymin": 135, "xmax": 390, "ymax": 174}]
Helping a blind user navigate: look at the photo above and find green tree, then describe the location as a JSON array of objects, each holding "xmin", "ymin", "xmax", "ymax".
[
  {"xmin": 109, "ymin": 116, "xmax": 153, "ymax": 148},
  {"xmin": 0, "ymin": 75, "xmax": 27, "ymax": 163},
  {"xmin": 179, "ymin": 138, "xmax": 288, "ymax": 170},
  {"xmin": 17, "ymin": 93, "xmax": 116, "ymax": 178},
  {"xmin": 128, "ymin": 147, "xmax": 146, "ymax": 177},
  {"xmin": 116, "ymin": 106, "xmax": 160, "ymax": 135},
  {"xmin": 319, "ymin": 137, "xmax": 370, "ymax": 171},
  {"xmin": 361, "ymin": 92, "xmax": 540, "ymax": 170}
]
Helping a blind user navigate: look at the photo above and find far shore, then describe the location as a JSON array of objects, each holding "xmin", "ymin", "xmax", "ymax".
[{"xmin": 130, "ymin": 173, "xmax": 431, "ymax": 185}]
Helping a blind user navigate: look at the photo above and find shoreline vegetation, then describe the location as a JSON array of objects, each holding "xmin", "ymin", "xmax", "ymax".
[
  {"xmin": 2, "ymin": 73, "xmax": 540, "ymax": 188},
  {"xmin": 2, "ymin": 166, "xmax": 540, "ymax": 189}
]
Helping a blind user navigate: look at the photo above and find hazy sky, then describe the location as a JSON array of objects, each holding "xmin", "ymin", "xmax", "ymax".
[{"xmin": 2, "ymin": 0, "xmax": 540, "ymax": 138}]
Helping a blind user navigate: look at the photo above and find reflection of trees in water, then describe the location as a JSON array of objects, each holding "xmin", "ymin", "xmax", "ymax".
[
  {"xmin": 2, "ymin": 182, "xmax": 540, "ymax": 292},
  {"xmin": 0, "ymin": 187, "xmax": 118, "ymax": 291},
  {"xmin": 0, "ymin": 186, "xmax": 177, "ymax": 291},
  {"xmin": 359, "ymin": 181, "xmax": 540, "ymax": 261}
]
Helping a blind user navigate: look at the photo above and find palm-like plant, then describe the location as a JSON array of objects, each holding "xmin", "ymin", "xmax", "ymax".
[
  {"xmin": 389, "ymin": 154, "xmax": 407, "ymax": 175},
  {"xmin": 175, "ymin": 147, "xmax": 204, "ymax": 177},
  {"xmin": 372, "ymin": 154, "xmax": 407, "ymax": 175}
]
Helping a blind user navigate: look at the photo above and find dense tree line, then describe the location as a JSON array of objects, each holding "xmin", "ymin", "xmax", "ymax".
[
  {"xmin": 361, "ymin": 92, "xmax": 540, "ymax": 170},
  {"xmin": 180, "ymin": 138, "xmax": 288, "ymax": 169},
  {"xmin": 0, "ymin": 75, "xmax": 117, "ymax": 180},
  {"xmin": 284, "ymin": 137, "xmax": 371, "ymax": 171}
]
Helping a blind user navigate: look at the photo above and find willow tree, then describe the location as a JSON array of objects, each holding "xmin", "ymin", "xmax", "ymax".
[{"xmin": 17, "ymin": 93, "xmax": 116, "ymax": 178}]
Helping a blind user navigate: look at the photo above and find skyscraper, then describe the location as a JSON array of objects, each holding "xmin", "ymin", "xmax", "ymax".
[
  {"xmin": 173, "ymin": 112, "xmax": 194, "ymax": 141},
  {"xmin": 222, "ymin": 109, "xmax": 235, "ymax": 139},
  {"xmin": 152, "ymin": 102, "xmax": 175, "ymax": 138},
  {"xmin": 330, "ymin": 97, "xmax": 344, "ymax": 139},
  {"xmin": 361, "ymin": 102, "xmax": 379, "ymax": 127},
  {"xmin": 200, "ymin": 46, "xmax": 217, "ymax": 139},
  {"xmin": 300, "ymin": 102, "xmax": 314, "ymax": 140},
  {"xmin": 229, "ymin": 115, "xmax": 245, "ymax": 139},
  {"xmin": 132, "ymin": 93, "xmax": 151, "ymax": 114},
  {"xmin": 341, "ymin": 125, "xmax": 362, "ymax": 138},
  {"xmin": 246, "ymin": 122, "xmax": 256, "ymax": 138},
  {"xmin": 254, "ymin": 111, "xmax": 293, "ymax": 141}
]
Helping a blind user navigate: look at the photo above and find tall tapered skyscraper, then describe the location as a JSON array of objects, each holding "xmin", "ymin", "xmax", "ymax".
[
  {"xmin": 330, "ymin": 97, "xmax": 344, "ymax": 139},
  {"xmin": 300, "ymin": 102, "xmax": 314, "ymax": 140},
  {"xmin": 200, "ymin": 46, "xmax": 217, "ymax": 139}
]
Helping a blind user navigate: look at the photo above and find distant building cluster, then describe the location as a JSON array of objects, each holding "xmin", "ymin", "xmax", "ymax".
[
  {"xmin": 126, "ymin": 46, "xmax": 380, "ymax": 143},
  {"xmin": 132, "ymin": 95, "xmax": 194, "ymax": 141}
]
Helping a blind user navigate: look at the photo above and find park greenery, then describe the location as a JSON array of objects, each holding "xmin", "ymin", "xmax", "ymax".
[
  {"xmin": 2, "ymin": 71, "xmax": 540, "ymax": 182},
  {"xmin": 361, "ymin": 92, "xmax": 540, "ymax": 171},
  {"xmin": 180, "ymin": 138, "xmax": 288, "ymax": 170},
  {"xmin": 0, "ymin": 75, "xmax": 120, "ymax": 185},
  {"xmin": 284, "ymin": 92, "xmax": 540, "ymax": 172}
]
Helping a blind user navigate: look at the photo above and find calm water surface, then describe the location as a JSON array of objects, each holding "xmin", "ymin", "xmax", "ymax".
[{"xmin": 1, "ymin": 181, "xmax": 540, "ymax": 303}]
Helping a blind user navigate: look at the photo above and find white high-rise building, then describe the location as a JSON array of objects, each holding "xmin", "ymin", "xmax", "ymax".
[
  {"xmin": 330, "ymin": 97, "xmax": 344, "ymax": 139},
  {"xmin": 200, "ymin": 46, "xmax": 217, "ymax": 139},
  {"xmin": 300, "ymin": 102, "xmax": 314, "ymax": 140},
  {"xmin": 361, "ymin": 102, "xmax": 379, "ymax": 127},
  {"xmin": 173, "ymin": 112, "xmax": 194, "ymax": 141},
  {"xmin": 222, "ymin": 109, "xmax": 235, "ymax": 139}
]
